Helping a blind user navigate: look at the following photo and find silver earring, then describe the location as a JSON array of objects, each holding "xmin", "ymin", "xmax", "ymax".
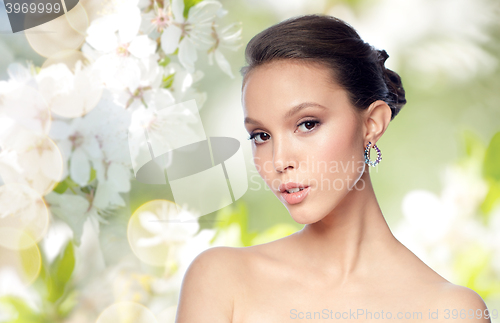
[{"xmin": 364, "ymin": 141, "xmax": 381, "ymax": 167}]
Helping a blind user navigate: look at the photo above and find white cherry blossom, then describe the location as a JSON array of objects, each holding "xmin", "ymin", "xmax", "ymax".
[
  {"xmin": 85, "ymin": 0, "xmax": 157, "ymax": 93},
  {"xmin": 160, "ymin": 0, "xmax": 223, "ymax": 72},
  {"xmin": 92, "ymin": 162, "xmax": 131, "ymax": 209},
  {"xmin": 36, "ymin": 61, "xmax": 103, "ymax": 118},
  {"xmin": 49, "ymin": 90, "xmax": 132, "ymax": 186},
  {"xmin": 44, "ymin": 191, "xmax": 104, "ymax": 246},
  {"xmin": 207, "ymin": 21, "xmax": 243, "ymax": 78}
]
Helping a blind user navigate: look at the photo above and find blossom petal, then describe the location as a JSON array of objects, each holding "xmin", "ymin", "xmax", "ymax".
[
  {"xmin": 118, "ymin": 5, "xmax": 141, "ymax": 43},
  {"xmin": 86, "ymin": 15, "xmax": 120, "ymax": 52},
  {"xmin": 57, "ymin": 140, "xmax": 71, "ymax": 180},
  {"xmin": 172, "ymin": 0, "xmax": 185, "ymax": 22},
  {"xmin": 41, "ymin": 148, "xmax": 63, "ymax": 182},
  {"xmin": 45, "ymin": 192, "xmax": 90, "ymax": 246},
  {"xmin": 187, "ymin": 1, "xmax": 222, "ymax": 24},
  {"xmin": 70, "ymin": 147, "xmax": 90, "ymax": 186},
  {"xmin": 109, "ymin": 191, "xmax": 125, "ymax": 207},
  {"xmin": 48, "ymin": 121, "xmax": 72, "ymax": 141},
  {"xmin": 92, "ymin": 181, "xmax": 112, "ymax": 209},
  {"xmin": 128, "ymin": 35, "xmax": 157, "ymax": 58},
  {"xmin": 83, "ymin": 136, "xmax": 102, "ymax": 159},
  {"xmin": 216, "ymin": 7, "xmax": 228, "ymax": 18},
  {"xmin": 6, "ymin": 62, "xmax": 32, "ymax": 84},
  {"xmin": 152, "ymin": 88, "xmax": 176, "ymax": 111},
  {"xmin": 108, "ymin": 163, "xmax": 131, "ymax": 192},
  {"xmin": 160, "ymin": 25, "xmax": 183, "ymax": 54},
  {"xmin": 207, "ymin": 51, "xmax": 214, "ymax": 66},
  {"xmin": 178, "ymin": 37, "xmax": 197, "ymax": 73},
  {"xmin": 93, "ymin": 55, "xmax": 141, "ymax": 92},
  {"xmin": 219, "ymin": 22, "xmax": 243, "ymax": 44},
  {"xmin": 214, "ymin": 49, "xmax": 233, "ymax": 78}
]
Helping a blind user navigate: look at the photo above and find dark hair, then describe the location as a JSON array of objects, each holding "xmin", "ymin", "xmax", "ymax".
[{"xmin": 240, "ymin": 14, "xmax": 406, "ymax": 121}]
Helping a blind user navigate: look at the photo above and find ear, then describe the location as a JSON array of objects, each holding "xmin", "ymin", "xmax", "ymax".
[{"xmin": 362, "ymin": 100, "xmax": 391, "ymax": 146}]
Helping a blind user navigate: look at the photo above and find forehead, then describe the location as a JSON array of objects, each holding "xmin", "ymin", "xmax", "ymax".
[{"xmin": 242, "ymin": 60, "xmax": 345, "ymax": 117}]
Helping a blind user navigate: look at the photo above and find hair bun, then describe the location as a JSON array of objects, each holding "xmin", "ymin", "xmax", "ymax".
[
  {"xmin": 377, "ymin": 49, "xmax": 389, "ymax": 65},
  {"xmin": 376, "ymin": 49, "xmax": 406, "ymax": 120}
]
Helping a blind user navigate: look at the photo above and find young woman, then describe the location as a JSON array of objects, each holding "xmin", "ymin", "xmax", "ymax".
[{"xmin": 175, "ymin": 14, "xmax": 491, "ymax": 323}]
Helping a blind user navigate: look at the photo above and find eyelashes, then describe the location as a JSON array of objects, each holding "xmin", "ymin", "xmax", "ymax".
[
  {"xmin": 247, "ymin": 119, "xmax": 321, "ymax": 145},
  {"xmin": 247, "ymin": 132, "xmax": 269, "ymax": 144},
  {"xmin": 297, "ymin": 119, "xmax": 320, "ymax": 133}
]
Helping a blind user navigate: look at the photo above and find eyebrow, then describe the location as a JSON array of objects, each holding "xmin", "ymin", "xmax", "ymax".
[{"xmin": 244, "ymin": 102, "xmax": 327, "ymax": 126}]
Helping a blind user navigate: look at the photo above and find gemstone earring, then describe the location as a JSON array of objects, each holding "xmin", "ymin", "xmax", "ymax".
[{"xmin": 364, "ymin": 141, "xmax": 382, "ymax": 167}]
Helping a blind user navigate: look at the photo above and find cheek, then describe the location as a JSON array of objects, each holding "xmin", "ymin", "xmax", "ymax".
[
  {"xmin": 253, "ymin": 152, "xmax": 275, "ymax": 188},
  {"xmin": 307, "ymin": 124, "xmax": 364, "ymax": 190}
]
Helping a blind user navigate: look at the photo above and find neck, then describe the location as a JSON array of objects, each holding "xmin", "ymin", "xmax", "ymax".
[{"xmin": 295, "ymin": 169, "xmax": 397, "ymax": 283}]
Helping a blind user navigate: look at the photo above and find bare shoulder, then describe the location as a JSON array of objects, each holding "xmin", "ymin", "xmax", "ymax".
[
  {"xmin": 175, "ymin": 246, "xmax": 244, "ymax": 323},
  {"xmin": 184, "ymin": 245, "xmax": 244, "ymax": 274},
  {"xmin": 435, "ymin": 283, "xmax": 488, "ymax": 308},
  {"xmin": 430, "ymin": 283, "xmax": 491, "ymax": 322}
]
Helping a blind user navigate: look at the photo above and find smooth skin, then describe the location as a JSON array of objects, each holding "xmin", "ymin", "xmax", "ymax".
[{"xmin": 175, "ymin": 60, "xmax": 491, "ymax": 323}]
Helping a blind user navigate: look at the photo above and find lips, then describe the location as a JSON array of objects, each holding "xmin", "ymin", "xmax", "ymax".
[
  {"xmin": 278, "ymin": 182, "xmax": 309, "ymax": 194},
  {"xmin": 279, "ymin": 182, "xmax": 311, "ymax": 205}
]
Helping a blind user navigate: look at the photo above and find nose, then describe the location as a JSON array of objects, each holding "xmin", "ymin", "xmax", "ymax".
[
  {"xmin": 273, "ymin": 138, "xmax": 296, "ymax": 173},
  {"xmin": 274, "ymin": 161, "xmax": 294, "ymax": 173}
]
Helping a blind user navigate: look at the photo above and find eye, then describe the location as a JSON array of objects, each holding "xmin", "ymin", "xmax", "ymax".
[
  {"xmin": 297, "ymin": 119, "xmax": 320, "ymax": 133},
  {"xmin": 248, "ymin": 132, "xmax": 270, "ymax": 145}
]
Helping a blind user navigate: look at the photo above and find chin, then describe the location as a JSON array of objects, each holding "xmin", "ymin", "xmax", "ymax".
[
  {"xmin": 293, "ymin": 218, "xmax": 320, "ymax": 225},
  {"xmin": 288, "ymin": 211, "xmax": 323, "ymax": 225}
]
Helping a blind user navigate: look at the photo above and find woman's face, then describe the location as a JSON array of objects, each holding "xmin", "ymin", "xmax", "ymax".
[{"xmin": 242, "ymin": 60, "xmax": 368, "ymax": 224}]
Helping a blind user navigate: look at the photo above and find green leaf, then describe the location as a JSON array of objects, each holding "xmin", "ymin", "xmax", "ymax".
[
  {"xmin": 0, "ymin": 295, "xmax": 40, "ymax": 322},
  {"xmin": 57, "ymin": 290, "xmax": 79, "ymax": 317},
  {"xmin": 45, "ymin": 269, "xmax": 60, "ymax": 303},
  {"xmin": 159, "ymin": 56, "xmax": 171, "ymax": 67},
  {"xmin": 183, "ymin": 0, "xmax": 204, "ymax": 18},
  {"xmin": 480, "ymin": 180, "xmax": 500, "ymax": 220},
  {"xmin": 65, "ymin": 176, "xmax": 79, "ymax": 188},
  {"xmin": 80, "ymin": 186, "xmax": 92, "ymax": 194},
  {"xmin": 46, "ymin": 241, "xmax": 75, "ymax": 303},
  {"xmin": 53, "ymin": 241, "xmax": 75, "ymax": 284},
  {"xmin": 479, "ymin": 131, "xmax": 500, "ymax": 220},
  {"xmin": 53, "ymin": 181, "xmax": 68, "ymax": 194},
  {"xmin": 161, "ymin": 73, "xmax": 175, "ymax": 89},
  {"xmin": 462, "ymin": 129, "xmax": 485, "ymax": 158},
  {"xmin": 53, "ymin": 176, "xmax": 80, "ymax": 194},
  {"xmin": 483, "ymin": 131, "xmax": 500, "ymax": 182},
  {"xmin": 89, "ymin": 168, "xmax": 96, "ymax": 183}
]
